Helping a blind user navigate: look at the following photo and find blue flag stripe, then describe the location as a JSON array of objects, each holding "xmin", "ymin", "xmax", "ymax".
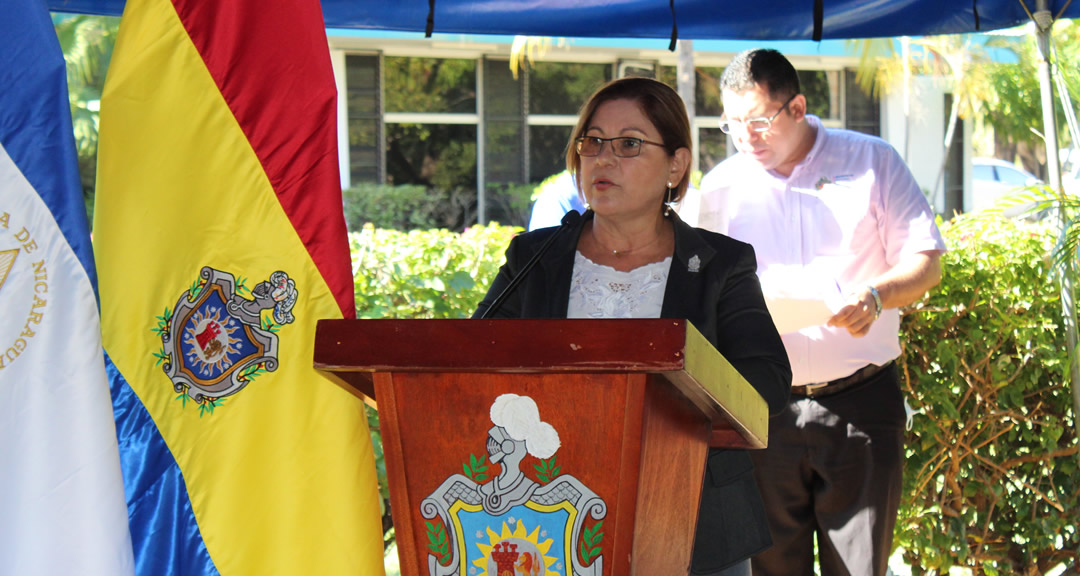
[
  {"xmin": 0, "ymin": 0, "xmax": 98, "ymax": 293},
  {"xmin": 105, "ymin": 353, "xmax": 221, "ymax": 576},
  {"xmin": 1, "ymin": 1, "xmax": 133, "ymax": 574}
]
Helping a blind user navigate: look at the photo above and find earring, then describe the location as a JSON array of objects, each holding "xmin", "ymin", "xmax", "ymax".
[{"xmin": 663, "ymin": 182, "xmax": 675, "ymax": 217}]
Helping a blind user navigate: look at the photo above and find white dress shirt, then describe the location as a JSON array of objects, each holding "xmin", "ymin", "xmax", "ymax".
[{"xmin": 687, "ymin": 115, "xmax": 946, "ymax": 385}]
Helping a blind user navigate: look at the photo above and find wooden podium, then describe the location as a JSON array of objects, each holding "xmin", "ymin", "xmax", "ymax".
[{"xmin": 314, "ymin": 318, "xmax": 767, "ymax": 576}]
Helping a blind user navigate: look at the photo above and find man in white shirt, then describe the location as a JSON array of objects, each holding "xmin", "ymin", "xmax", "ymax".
[{"xmin": 689, "ymin": 49, "xmax": 945, "ymax": 576}]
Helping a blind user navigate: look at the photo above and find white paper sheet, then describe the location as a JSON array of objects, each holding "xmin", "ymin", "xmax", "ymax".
[
  {"xmin": 764, "ymin": 296, "xmax": 838, "ymax": 334},
  {"xmin": 760, "ymin": 273, "xmax": 849, "ymax": 334}
]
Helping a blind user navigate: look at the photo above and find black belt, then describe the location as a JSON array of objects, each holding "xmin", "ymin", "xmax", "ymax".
[{"xmin": 790, "ymin": 361, "xmax": 894, "ymax": 399}]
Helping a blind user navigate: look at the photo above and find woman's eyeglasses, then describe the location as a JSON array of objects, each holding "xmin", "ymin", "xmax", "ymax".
[{"xmin": 575, "ymin": 136, "xmax": 666, "ymax": 158}]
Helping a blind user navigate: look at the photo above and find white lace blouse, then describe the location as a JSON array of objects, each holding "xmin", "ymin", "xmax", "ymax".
[{"xmin": 567, "ymin": 251, "xmax": 672, "ymax": 319}]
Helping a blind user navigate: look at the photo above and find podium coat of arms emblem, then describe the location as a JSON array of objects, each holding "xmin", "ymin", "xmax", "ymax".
[{"xmin": 422, "ymin": 394, "xmax": 607, "ymax": 576}]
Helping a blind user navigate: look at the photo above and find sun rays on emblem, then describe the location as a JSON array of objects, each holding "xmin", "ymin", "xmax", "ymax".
[
  {"xmin": 472, "ymin": 519, "xmax": 557, "ymax": 576},
  {"xmin": 182, "ymin": 305, "xmax": 243, "ymax": 376},
  {"xmin": 0, "ymin": 249, "xmax": 17, "ymax": 293}
]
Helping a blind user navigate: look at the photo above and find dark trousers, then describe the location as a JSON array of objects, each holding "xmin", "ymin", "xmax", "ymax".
[{"xmin": 750, "ymin": 364, "xmax": 905, "ymax": 576}]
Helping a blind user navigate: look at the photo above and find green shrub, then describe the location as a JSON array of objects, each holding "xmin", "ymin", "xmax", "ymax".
[
  {"xmin": 485, "ymin": 182, "xmax": 536, "ymax": 229},
  {"xmin": 898, "ymin": 213, "xmax": 1079, "ymax": 574},
  {"xmin": 350, "ymin": 222, "xmax": 519, "ymax": 319},
  {"xmin": 343, "ymin": 181, "xmax": 543, "ymax": 232},
  {"xmin": 343, "ymin": 182, "xmax": 480, "ymax": 232}
]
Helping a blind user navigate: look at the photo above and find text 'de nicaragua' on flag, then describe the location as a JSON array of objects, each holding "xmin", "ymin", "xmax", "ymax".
[
  {"xmin": 93, "ymin": 0, "xmax": 385, "ymax": 574},
  {"xmin": 0, "ymin": 2, "xmax": 135, "ymax": 575}
]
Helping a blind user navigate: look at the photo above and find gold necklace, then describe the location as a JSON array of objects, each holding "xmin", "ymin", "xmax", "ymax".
[{"xmin": 594, "ymin": 229, "xmax": 664, "ymax": 257}]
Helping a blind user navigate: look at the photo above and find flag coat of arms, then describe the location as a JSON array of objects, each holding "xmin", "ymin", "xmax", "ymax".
[
  {"xmin": 94, "ymin": 0, "xmax": 385, "ymax": 574},
  {"xmin": 0, "ymin": 1, "xmax": 134, "ymax": 574}
]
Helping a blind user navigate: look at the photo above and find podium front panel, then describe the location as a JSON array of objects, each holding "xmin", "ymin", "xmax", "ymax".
[
  {"xmin": 313, "ymin": 319, "xmax": 763, "ymax": 575},
  {"xmin": 377, "ymin": 370, "xmax": 708, "ymax": 576}
]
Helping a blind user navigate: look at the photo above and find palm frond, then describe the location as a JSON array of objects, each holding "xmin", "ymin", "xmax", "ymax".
[{"xmin": 509, "ymin": 36, "xmax": 554, "ymax": 80}]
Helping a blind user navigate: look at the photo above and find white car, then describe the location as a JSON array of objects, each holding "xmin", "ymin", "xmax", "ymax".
[
  {"xmin": 1063, "ymin": 156, "xmax": 1080, "ymax": 197},
  {"xmin": 971, "ymin": 157, "xmax": 1043, "ymax": 215}
]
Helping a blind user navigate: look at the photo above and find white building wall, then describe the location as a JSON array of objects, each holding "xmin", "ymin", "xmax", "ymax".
[
  {"xmin": 880, "ymin": 75, "xmax": 973, "ymax": 214},
  {"xmin": 329, "ymin": 47, "xmax": 351, "ymax": 192}
]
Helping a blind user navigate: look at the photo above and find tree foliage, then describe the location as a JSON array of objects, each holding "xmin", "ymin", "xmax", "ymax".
[
  {"xmin": 851, "ymin": 24, "xmax": 1080, "ymax": 182},
  {"xmin": 850, "ymin": 34, "xmax": 996, "ymax": 206},
  {"xmin": 850, "ymin": 35, "xmax": 995, "ymax": 119},
  {"xmin": 985, "ymin": 21, "xmax": 1080, "ymax": 176},
  {"xmin": 897, "ymin": 213, "xmax": 1079, "ymax": 574},
  {"xmin": 53, "ymin": 13, "xmax": 119, "ymax": 217}
]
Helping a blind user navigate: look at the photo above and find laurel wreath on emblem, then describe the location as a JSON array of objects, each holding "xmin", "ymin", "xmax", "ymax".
[{"xmin": 152, "ymin": 267, "xmax": 298, "ymax": 416}]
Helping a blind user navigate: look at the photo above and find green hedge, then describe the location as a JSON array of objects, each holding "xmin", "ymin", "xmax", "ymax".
[
  {"xmin": 898, "ymin": 213, "xmax": 1078, "ymax": 574},
  {"xmin": 350, "ymin": 216, "xmax": 1079, "ymax": 572},
  {"xmin": 350, "ymin": 222, "xmax": 518, "ymax": 320},
  {"xmin": 343, "ymin": 183, "xmax": 478, "ymax": 232}
]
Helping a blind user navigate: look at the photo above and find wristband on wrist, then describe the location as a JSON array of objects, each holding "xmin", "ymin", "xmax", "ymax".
[{"xmin": 867, "ymin": 285, "xmax": 882, "ymax": 319}]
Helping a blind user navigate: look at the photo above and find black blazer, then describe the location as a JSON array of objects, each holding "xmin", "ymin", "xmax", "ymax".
[{"xmin": 474, "ymin": 210, "xmax": 792, "ymax": 573}]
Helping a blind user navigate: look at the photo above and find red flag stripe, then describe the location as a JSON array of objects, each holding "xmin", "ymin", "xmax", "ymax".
[{"xmin": 171, "ymin": 0, "xmax": 355, "ymax": 319}]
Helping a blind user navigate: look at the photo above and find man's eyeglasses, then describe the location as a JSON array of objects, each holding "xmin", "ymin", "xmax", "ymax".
[
  {"xmin": 718, "ymin": 93, "xmax": 798, "ymax": 135},
  {"xmin": 575, "ymin": 136, "xmax": 666, "ymax": 158}
]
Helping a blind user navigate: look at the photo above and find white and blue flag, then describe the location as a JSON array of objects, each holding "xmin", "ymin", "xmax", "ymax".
[{"xmin": 0, "ymin": 1, "xmax": 134, "ymax": 574}]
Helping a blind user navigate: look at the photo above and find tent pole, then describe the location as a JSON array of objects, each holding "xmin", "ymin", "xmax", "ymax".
[
  {"xmin": 1034, "ymin": 0, "xmax": 1080, "ymax": 441},
  {"xmin": 1035, "ymin": 3, "xmax": 1062, "ymax": 190}
]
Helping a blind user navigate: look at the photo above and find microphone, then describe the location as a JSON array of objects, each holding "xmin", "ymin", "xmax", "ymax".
[{"xmin": 479, "ymin": 209, "xmax": 583, "ymax": 319}]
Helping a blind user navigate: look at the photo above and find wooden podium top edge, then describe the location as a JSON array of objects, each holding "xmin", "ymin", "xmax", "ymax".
[
  {"xmin": 313, "ymin": 318, "xmax": 767, "ymax": 448},
  {"xmin": 314, "ymin": 318, "xmax": 692, "ymax": 373}
]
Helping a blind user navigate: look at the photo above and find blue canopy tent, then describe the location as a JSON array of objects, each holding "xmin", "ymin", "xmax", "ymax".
[{"xmin": 44, "ymin": 0, "xmax": 1080, "ymax": 40}]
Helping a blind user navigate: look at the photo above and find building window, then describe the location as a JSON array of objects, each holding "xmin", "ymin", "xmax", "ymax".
[
  {"xmin": 844, "ymin": 69, "xmax": 881, "ymax": 137},
  {"xmin": 655, "ymin": 65, "xmax": 726, "ymax": 175},
  {"xmin": 524, "ymin": 61, "xmax": 612, "ymax": 191},
  {"xmin": 656, "ymin": 64, "xmax": 725, "ymax": 118},
  {"xmin": 799, "ymin": 70, "xmax": 841, "ymax": 122},
  {"xmin": 943, "ymin": 93, "xmax": 964, "ymax": 215},
  {"xmin": 484, "ymin": 58, "xmax": 524, "ymax": 181},
  {"xmin": 698, "ymin": 127, "xmax": 727, "ymax": 176},
  {"xmin": 384, "ymin": 56, "xmax": 476, "ymax": 114},
  {"xmin": 345, "ymin": 54, "xmax": 381, "ymax": 184},
  {"xmin": 380, "ymin": 57, "xmax": 479, "ymax": 229},
  {"xmin": 483, "ymin": 58, "xmax": 527, "ymax": 225},
  {"xmin": 386, "ymin": 123, "xmax": 478, "ymax": 229},
  {"xmin": 528, "ymin": 125, "xmax": 573, "ymax": 184},
  {"xmin": 693, "ymin": 66, "xmax": 725, "ymax": 118},
  {"xmin": 528, "ymin": 61, "xmax": 612, "ymax": 116}
]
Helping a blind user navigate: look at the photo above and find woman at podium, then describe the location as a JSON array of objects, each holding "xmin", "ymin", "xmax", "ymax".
[{"xmin": 473, "ymin": 77, "xmax": 792, "ymax": 576}]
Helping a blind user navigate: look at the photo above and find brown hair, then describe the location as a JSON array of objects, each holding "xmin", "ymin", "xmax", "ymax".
[{"xmin": 565, "ymin": 77, "xmax": 692, "ymax": 202}]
